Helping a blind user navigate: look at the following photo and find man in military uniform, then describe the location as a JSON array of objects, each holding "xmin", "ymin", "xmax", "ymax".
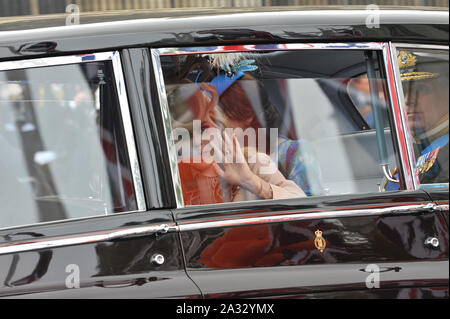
[
  {"xmin": 384, "ymin": 50, "xmax": 448, "ymax": 191},
  {"xmin": 399, "ymin": 50, "xmax": 449, "ymax": 185},
  {"xmin": 398, "ymin": 51, "xmax": 449, "ymax": 188}
]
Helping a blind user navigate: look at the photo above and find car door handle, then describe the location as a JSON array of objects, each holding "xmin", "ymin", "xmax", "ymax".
[{"xmin": 424, "ymin": 237, "xmax": 440, "ymax": 249}]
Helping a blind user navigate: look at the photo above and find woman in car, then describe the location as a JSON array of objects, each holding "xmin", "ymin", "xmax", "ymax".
[
  {"xmin": 209, "ymin": 69, "xmax": 324, "ymax": 197},
  {"xmin": 167, "ymin": 81, "xmax": 306, "ymax": 205}
]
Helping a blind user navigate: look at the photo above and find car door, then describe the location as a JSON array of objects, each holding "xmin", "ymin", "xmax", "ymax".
[
  {"xmin": 152, "ymin": 43, "xmax": 448, "ymax": 298},
  {"xmin": 0, "ymin": 50, "xmax": 201, "ymax": 298}
]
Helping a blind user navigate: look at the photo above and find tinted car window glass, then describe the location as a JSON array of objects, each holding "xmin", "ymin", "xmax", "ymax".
[
  {"xmin": 159, "ymin": 49, "xmax": 399, "ymax": 206},
  {"xmin": 347, "ymin": 73, "xmax": 390, "ymax": 130},
  {"xmin": 0, "ymin": 60, "xmax": 137, "ymax": 229},
  {"xmin": 397, "ymin": 48, "xmax": 449, "ymax": 185}
]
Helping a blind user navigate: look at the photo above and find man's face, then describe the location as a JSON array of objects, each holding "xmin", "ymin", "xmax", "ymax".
[{"xmin": 403, "ymin": 79, "xmax": 449, "ymax": 135}]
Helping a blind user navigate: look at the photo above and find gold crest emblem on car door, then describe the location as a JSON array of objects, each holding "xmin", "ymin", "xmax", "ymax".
[{"xmin": 314, "ymin": 230, "xmax": 326, "ymax": 253}]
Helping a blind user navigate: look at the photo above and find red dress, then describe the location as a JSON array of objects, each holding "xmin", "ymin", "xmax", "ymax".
[{"xmin": 178, "ymin": 161, "xmax": 225, "ymax": 206}]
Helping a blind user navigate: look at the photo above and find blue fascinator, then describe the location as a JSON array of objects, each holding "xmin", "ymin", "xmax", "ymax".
[{"xmin": 208, "ymin": 71, "xmax": 245, "ymax": 96}]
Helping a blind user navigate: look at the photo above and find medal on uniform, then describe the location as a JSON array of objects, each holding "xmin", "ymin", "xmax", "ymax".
[
  {"xmin": 424, "ymin": 147, "xmax": 440, "ymax": 174},
  {"xmin": 416, "ymin": 147, "xmax": 440, "ymax": 175}
]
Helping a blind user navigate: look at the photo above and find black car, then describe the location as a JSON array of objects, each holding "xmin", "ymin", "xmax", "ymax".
[{"xmin": 0, "ymin": 7, "xmax": 448, "ymax": 299}]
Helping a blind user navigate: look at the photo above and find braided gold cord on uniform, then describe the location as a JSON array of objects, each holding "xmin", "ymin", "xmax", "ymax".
[{"xmin": 401, "ymin": 72, "xmax": 440, "ymax": 81}]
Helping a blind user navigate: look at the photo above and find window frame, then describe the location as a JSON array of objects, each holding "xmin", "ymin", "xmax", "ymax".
[
  {"xmin": 0, "ymin": 50, "xmax": 146, "ymax": 230},
  {"xmin": 151, "ymin": 42, "xmax": 413, "ymax": 209},
  {"xmin": 390, "ymin": 43, "xmax": 449, "ymax": 190}
]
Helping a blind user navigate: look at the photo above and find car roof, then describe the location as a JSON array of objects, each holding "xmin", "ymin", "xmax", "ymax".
[
  {"xmin": 0, "ymin": 7, "xmax": 448, "ymax": 61},
  {"xmin": 0, "ymin": 6, "xmax": 447, "ymax": 31}
]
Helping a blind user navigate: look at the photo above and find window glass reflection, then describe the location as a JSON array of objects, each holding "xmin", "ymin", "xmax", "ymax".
[
  {"xmin": 0, "ymin": 60, "xmax": 137, "ymax": 229},
  {"xmin": 160, "ymin": 49, "xmax": 399, "ymax": 206}
]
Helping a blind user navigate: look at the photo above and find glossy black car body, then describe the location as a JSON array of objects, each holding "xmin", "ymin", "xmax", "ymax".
[{"xmin": 0, "ymin": 7, "xmax": 448, "ymax": 299}]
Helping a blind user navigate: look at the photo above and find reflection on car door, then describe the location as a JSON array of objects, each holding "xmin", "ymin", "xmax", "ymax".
[
  {"xmin": 0, "ymin": 210, "xmax": 201, "ymax": 298},
  {"xmin": 174, "ymin": 191, "xmax": 448, "ymax": 298}
]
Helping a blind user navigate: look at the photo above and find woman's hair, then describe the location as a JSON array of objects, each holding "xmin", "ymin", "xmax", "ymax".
[
  {"xmin": 218, "ymin": 74, "xmax": 282, "ymax": 130},
  {"xmin": 217, "ymin": 74, "xmax": 282, "ymax": 152}
]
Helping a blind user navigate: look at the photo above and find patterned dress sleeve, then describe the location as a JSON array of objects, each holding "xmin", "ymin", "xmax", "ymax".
[{"xmin": 277, "ymin": 138, "xmax": 323, "ymax": 196}]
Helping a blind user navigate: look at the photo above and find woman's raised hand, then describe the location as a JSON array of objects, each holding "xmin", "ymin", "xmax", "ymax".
[
  {"xmin": 210, "ymin": 130, "xmax": 273, "ymax": 199},
  {"xmin": 211, "ymin": 130, "xmax": 254, "ymax": 187}
]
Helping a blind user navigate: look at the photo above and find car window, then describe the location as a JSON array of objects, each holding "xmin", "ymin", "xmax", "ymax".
[
  {"xmin": 395, "ymin": 48, "xmax": 449, "ymax": 186},
  {"xmin": 347, "ymin": 73, "xmax": 390, "ymax": 130},
  {"xmin": 0, "ymin": 57, "xmax": 139, "ymax": 229},
  {"xmin": 158, "ymin": 48, "xmax": 400, "ymax": 206}
]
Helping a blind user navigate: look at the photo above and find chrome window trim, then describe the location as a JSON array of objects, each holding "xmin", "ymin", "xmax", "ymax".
[
  {"xmin": 382, "ymin": 42, "xmax": 416, "ymax": 190},
  {"xmin": 0, "ymin": 208, "xmax": 144, "ymax": 233},
  {"xmin": 152, "ymin": 42, "xmax": 409, "ymax": 209},
  {"xmin": 177, "ymin": 203, "xmax": 448, "ymax": 232},
  {"xmin": 0, "ymin": 52, "xmax": 114, "ymax": 71},
  {"xmin": 111, "ymin": 51, "xmax": 146, "ymax": 211},
  {"xmin": 0, "ymin": 202, "xmax": 447, "ymax": 256},
  {"xmin": 392, "ymin": 43, "xmax": 449, "ymax": 51},
  {"xmin": 0, "ymin": 51, "xmax": 146, "ymax": 230},
  {"xmin": 151, "ymin": 49, "xmax": 184, "ymax": 208},
  {"xmin": 157, "ymin": 42, "xmax": 385, "ymax": 56},
  {"xmin": 0, "ymin": 222, "xmax": 177, "ymax": 256},
  {"xmin": 390, "ymin": 43, "xmax": 449, "ymax": 190}
]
